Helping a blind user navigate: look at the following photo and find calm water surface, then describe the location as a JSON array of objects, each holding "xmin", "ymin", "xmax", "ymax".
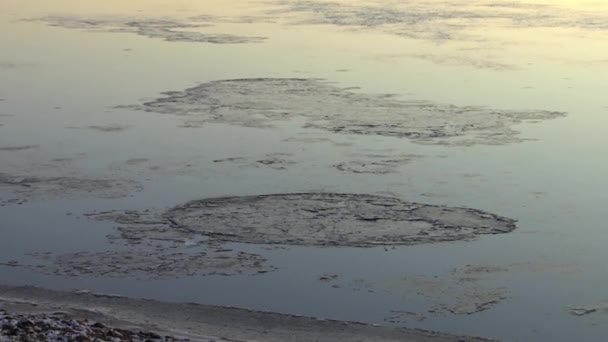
[{"xmin": 1, "ymin": 1, "xmax": 608, "ymax": 341}]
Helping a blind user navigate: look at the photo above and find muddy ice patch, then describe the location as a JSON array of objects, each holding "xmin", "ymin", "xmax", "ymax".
[
  {"xmin": 213, "ymin": 153, "xmax": 296, "ymax": 171},
  {"xmin": 87, "ymin": 193, "xmax": 517, "ymax": 247},
  {"xmin": 65, "ymin": 123, "xmax": 132, "ymax": 133},
  {"xmin": 396, "ymin": 276, "xmax": 508, "ymax": 316},
  {"xmin": 269, "ymin": 1, "xmax": 608, "ymax": 42},
  {"xmin": 84, "ymin": 209, "xmax": 209, "ymax": 249},
  {"xmin": 260, "ymin": 0, "xmax": 608, "ymax": 69},
  {"xmin": 11, "ymin": 192, "xmax": 518, "ymax": 279},
  {"xmin": 321, "ymin": 265, "xmax": 509, "ymax": 317},
  {"xmin": 0, "ymin": 145, "xmax": 38, "ymax": 152},
  {"xmin": 334, "ymin": 154, "xmax": 422, "ymax": 174},
  {"xmin": 321, "ymin": 274, "xmax": 507, "ymax": 316},
  {"xmin": 15, "ymin": 249, "xmax": 275, "ymax": 280},
  {"xmin": 0, "ymin": 209, "xmax": 277, "ymax": 279},
  {"xmin": 0, "ymin": 172, "xmax": 143, "ymax": 204},
  {"xmin": 128, "ymin": 78, "xmax": 565, "ymax": 146},
  {"xmin": 85, "ymin": 124, "xmax": 131, "ymax": 133},
  {"xmin": 3, "ymin": 208, "xmax": 276, "ymax": 279},
  {"xmin": 123, "ymin": 158, "xmax": 150, "ymax": 166},
  {"xmin": 568, "ymin": 302, "xmax": 608, "ymax": 317},
  {"xmin": 322, "ymin": 261, "xmax": 579, "ymax": 319},
  {"xmin": 29, "ymin": 16, "xmax": 266, "ymax": 44},
  {"xmin": 418, "ymin": 264, "xmax": 510, "ymax": 315},
  {"xmin": 269, "ymin": 0, "xmax": 532, "ymax": 41},
  {"xmin": 384, "ymin": 310, "xmax": 427, "ymax": 324},
  {"xmin": 210, "ymin": 148, "xmax": 409, "ymax": 174},
  {"xmin": 377, "ymin": 53, "xmax": 517, "ymax": 71},
  {"xmin": 282, "ymin": 134, "xmax": 353, "ymax": 147}
]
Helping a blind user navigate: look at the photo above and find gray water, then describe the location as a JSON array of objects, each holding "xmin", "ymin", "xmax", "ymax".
[{"xmin": 2, "ymin": 1, "xmax": 608, "ymax": 341}]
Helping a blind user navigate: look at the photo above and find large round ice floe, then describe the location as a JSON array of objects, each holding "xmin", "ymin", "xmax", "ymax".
[{"xmin": 163, "ymin": 193, "xmax": 517, "ymax": 246}]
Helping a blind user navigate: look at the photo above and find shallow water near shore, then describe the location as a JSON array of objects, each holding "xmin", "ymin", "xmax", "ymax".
[{"xmin": 2, "ymin": 0, "xmax": 608, "ymax": 341}]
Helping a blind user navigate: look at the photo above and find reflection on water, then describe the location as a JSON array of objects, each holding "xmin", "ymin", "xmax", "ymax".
[{"xmin": 2, "ymin": 0, "xmax": 608, "ymax": 341}]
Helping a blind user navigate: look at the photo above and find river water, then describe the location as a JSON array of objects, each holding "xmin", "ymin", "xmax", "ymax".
[{"xmin": 1, "ymin": 1, "xmax": 608, "ymax": 341}]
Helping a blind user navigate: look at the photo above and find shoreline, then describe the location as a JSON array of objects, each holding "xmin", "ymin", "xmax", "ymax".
[{"xmin": 0, "ymin": 284, "xmax": 495, "ymax": 342}]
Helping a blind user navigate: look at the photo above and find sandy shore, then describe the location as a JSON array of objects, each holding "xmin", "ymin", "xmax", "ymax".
[{"xmin": 0, "ymin": 285, "xmax": 495, "ymax": 341}]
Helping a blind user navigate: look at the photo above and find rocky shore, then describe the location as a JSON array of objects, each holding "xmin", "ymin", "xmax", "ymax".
[{"xmin": 0, "ymin": 309, "xmax": 193, "ymax": 342}]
